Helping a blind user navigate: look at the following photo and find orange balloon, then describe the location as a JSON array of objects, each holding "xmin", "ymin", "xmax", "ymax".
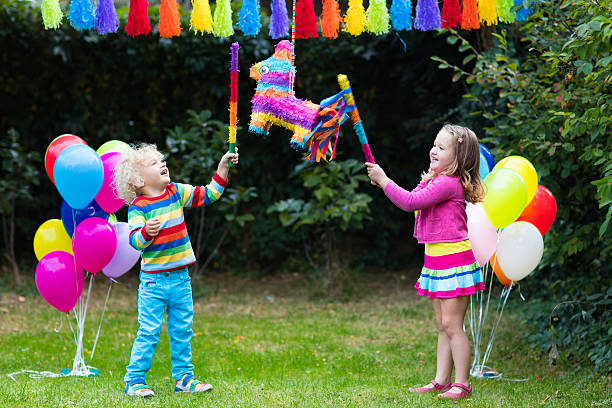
[{"xmin": 490, "ymin": 253, "xmax": 512, "ymax": 287}]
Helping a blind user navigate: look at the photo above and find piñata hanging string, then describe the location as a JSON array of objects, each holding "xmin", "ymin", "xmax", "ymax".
[{"xmin": 290, "ymin": 0, "xmax": 297, "ymax": 93}]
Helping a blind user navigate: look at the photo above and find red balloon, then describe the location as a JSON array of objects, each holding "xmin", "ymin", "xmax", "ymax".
[
  {"xmin": 517, "ymin": 185, "xmax": 557, "ymax": 235},
  {"xmin": 45, "ymin": 134, "xmax": 87, "ymax": 185}
]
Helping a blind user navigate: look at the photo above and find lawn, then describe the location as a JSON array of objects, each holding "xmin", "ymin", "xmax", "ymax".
[{"xmin": 0, "ymin": 272, "xmax": 609, "ymax": 407}]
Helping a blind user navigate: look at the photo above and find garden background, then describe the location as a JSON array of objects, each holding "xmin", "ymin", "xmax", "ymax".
[{"xmin": 0, "ymin": 0, "xmax": 610, "ymax": 404}]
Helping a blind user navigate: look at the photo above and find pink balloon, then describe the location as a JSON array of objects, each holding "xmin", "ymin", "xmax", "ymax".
[
  {"xmin": 72, "ymin": 217, "xmax": 117, "ymax": 273},
  {"xmin": 35, "ymin": 251, "xmax": 84, "ymax": 313},
  {"xmin": 467, "ymin": 202, "xmax": 499, "ymax": 268},
  {"xmin": 94, "ymin": 152, "xmax": 125, "ymax": 213},
  {"xmin": 103, "ymin": 223, "xmax": 141, "ymax": 278}
]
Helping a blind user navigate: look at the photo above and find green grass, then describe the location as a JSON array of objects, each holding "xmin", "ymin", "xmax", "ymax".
[{"xmin": 0, "ymin": 273, "xmax": 610, "ymax": 407}]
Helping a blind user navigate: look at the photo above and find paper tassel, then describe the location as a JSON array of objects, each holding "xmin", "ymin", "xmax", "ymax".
[
  {"xmin": 461, "ymin": 0, "xmax": 480, "ymax": 29},
  {"xmin": 414, "ymin": 0, "xmax": 441, "ymax": 30},
  {"xmin": 270, "ymin": 0, "xmax": 289, "ymax": 38},
  {"xmin": 441, "ymin": 0, "xmax": 461, "ymax": 28},
  {"xmin": 479, "ymin": 0, "xmax": 498, "ymax": 25},
  {"xmin": 95, "ymin": 0, "xmax": 119, "ymax": 34},
  {"xmin": 238, "ymin": 0, "xmax": 262, "ymax": 36},
  {"xmin": 320, "ymin": 0, "xmax": 342, "ymax": 39},
  {"xmin": 390, "ymin": 0, "xmax": 413, "ymax": 31},
  {"xmin": 295, "ymin": 0, "xmax": 318, "ymax": 39},
  {"xmin": 190, "ymin": 0, "xmax": 213, "ymax": 34},
  {"xmin": 344, "ymin": 0, "xmax": 366, "ymax": 36},
  {"xmin": 68, "ymin": 0, "xmax": 95, "ymax": 30},
  {"xmin": 367, "ymin": 0, "xmax": 390, "ymax": 35},
  {"xmin": 159, "ymin": 0, "xmax": 182, "ymax": 37},
  {"xmin": 125, "ymin": 0, "xmax": 151, "ymax": 37},
  {"xmin": 515, "ymin": 0, "xmax": 531, "ymax": 21},
  {"xmin": 213, "ymin": 0, "xmax": 234, "ymax": 37},
  {"xmin": 41, "ymin": 0, "xmax": 63, "ymax": 29},
  {"xmin": 497, "ymin": 0, "xmax": 516, "ymax": 23}
]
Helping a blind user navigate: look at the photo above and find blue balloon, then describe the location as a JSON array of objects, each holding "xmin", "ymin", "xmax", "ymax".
[
  {"xmin": 479, "ymin": 144, "xmax": 495, "ymax": 171},
  {"xmin": 479, "ymin": 153, "xmax": 490, "ymax": 180},
  {"xmin": 61, "ymin": 199, "xmax": 108, "ymax": 237},
  {"xmin": 53, "ymin": 145, "xmax": 103, "ymax": 210}
]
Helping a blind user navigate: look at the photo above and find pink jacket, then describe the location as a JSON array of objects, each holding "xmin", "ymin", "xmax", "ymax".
[{"xmin": 384, "ymin": 175, "xmax": 468, "ymax": 243}]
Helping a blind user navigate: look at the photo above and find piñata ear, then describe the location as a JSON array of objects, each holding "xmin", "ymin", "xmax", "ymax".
[{"xmin": 274, "ymin": 40, "xmax": 293, "ymax": 61}]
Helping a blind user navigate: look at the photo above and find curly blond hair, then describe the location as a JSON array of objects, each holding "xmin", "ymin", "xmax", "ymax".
[
  {"xmin": 114, "ymin": 144, "xmax": 165, "ymax": 205},
  {"xmin": 422, "ymin": 124, "xmax": 486, "ymax": 203}
]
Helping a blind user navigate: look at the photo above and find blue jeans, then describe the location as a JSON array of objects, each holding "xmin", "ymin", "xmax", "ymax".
[{"xmin": 124, "ymin": 268, "xmax": 194, "ymax": 384}]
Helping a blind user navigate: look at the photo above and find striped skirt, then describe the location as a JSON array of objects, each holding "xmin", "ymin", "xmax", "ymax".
[{"xmin": 415, "ymin": 240, "xmax": 485, "ymax": 299}]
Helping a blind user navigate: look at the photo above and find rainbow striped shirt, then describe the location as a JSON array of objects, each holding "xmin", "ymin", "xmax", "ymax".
[{"xmin": 128, "ymin": 173, "xmax": 228, "ymax": 273}]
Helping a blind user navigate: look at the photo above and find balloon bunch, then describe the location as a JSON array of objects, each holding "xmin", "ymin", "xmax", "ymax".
[{"xmin": 466, "ymin": 144, "xmax": 557, "ymax": 379}]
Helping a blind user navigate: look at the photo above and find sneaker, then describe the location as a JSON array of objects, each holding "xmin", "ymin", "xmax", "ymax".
[
  {"xmin": 124, "ymin": 382, "xmax": 155, "ymax": 397},
  {"xmin": 174, "ymin": 374, "xmax": 212, "ymax": 393}
]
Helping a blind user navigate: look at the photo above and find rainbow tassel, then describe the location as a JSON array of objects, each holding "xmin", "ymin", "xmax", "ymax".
[
  {"xmin": 390, "ymin": 0, "xmax": 413, "ymax": 31},
  {"xmin": 367, "ymin": 0, "xmax": 390, "ymax": 35},
  {"xmin": 95, "ymin": 0, "xmax": 119, "ymax": 34},
  {"xmin": 238, "ymin": 0, "xmax": 262, "ymax": 36},
  {"xmin": 344, "ymin": 0, "xmax": 366, "ymax": 36},
  {"xmin": 159, "ymin": 0, "xmax": 182, "ymax": 37},
  {"xmin": 497, "ymin": 0, "xmax": 516, "ymax": 23},
  {"xmin": 41, "ymin": 0, "xmax": 63, "ymax": 29},
  {"xmin": 270, "ymin": 0, "xmax": 289, "ymax": 38},
  {"xmin": 441, "ymin": 0, "xmax": 461, "ymax": 28},
  {"xmin": 125, "ymin": 0, "xmax": 151, "ymax": 37},
  {"xmin": 478, "ymin": 0, "xmax": 498, "ymax": 25},
  {"xmin": 461, "ymin": 0, "xmax": 480, "ymax": 29},
  {"xmin": 295, "ymin": 0, "xmax": 318, "ymax": 39},
  {"xmin": 320, "ymin": 0, "xmax": 342, "ymax": 39},
  {"xmin": 190, "ymin": 0, "xmax": 213, "ymax": 34},
  {"xmin": 515, "ymin": 0, "xmax": 531, "ymax": 21},
  {"xmin": 213, "ymin": 0, "xmax": 234, "ymax": 37},
  {"xmin": 415, "ymin": 0, "xmax": 441, "ymax": 30},
  {"xmin": 68, "ymin": 0, "xmax": 95, "ymax": 30}
]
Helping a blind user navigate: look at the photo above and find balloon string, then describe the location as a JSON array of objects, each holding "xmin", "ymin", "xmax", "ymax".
[
  {"xmin": 90, "ymin": 278, "xmax": 113, "ymax": 361},
  {"xmin": 66, "ymin": 312, "xmax": 78, "ymax": 346}
]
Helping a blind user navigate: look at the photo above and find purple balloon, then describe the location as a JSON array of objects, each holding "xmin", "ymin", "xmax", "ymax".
[
  {"xmin": 103, "ymin": 222, "xmax": 141, "ymax": 278},
  {"xmin": 95, "ymin": 152, "xmax": 125, "ymax": 213},
  {"xmin": 73, "ymin": 217, "xmax": 117, "ymax": 273},
  {"xmin": 35, "ymin": 251, "xmax": 84, "ymax": 313}
]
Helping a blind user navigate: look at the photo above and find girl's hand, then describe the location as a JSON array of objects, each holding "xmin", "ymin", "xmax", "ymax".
[
  {"xmin": 145, "ymin": 218, "xmax": 161, "ymax": 237},
  {"xmin": 365, "ymin": 162, "xmax": 390, "ymax": 189},
  {"xmin": 217, "ymin": 148, "xmax": 239, "ymax": 179}
]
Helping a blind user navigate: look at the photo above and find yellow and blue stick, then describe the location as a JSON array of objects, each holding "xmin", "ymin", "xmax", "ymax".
[{"xmin": 337, "ymin": 74, "xmax": 375, "ymax": 163}]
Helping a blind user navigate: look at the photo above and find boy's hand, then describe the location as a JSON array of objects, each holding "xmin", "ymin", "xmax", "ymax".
[
  {"xmin": 217, "ymin": 148, "xmax": 239, "ymax": 179},
  {"xmin": 365, "ymin": 162, "xmax": 390, "ymax": 189},
  {"xmin": 145, "ymin": 218, "xmax": 161, "ymax": 237}
]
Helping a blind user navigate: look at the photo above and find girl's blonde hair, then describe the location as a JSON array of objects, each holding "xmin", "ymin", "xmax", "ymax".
[
  {"xmin": 114, "ymin": 143, "xmax": 165, "ymax": 205},
  {"xmin": 423, "ymin": 124, "xmax": 485, "ymax": 203}
]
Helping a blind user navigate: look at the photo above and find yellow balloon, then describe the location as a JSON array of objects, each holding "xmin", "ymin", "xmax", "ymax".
[
  {"xmin": 482, "ymin": 168, "xmax": 528, "ymax": 229},
  {"xmin": 494, "ymin": 156, "xmax": 538, "ymax": 203},
  {"xmin": 96, "ymin": 140, "xmax": 133, "ymax": 157},
  {"xmin": 33, "ymin": 219, "xmax": 73, "ymax": 260}
]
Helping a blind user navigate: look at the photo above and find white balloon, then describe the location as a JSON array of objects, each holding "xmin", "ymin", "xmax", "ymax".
[
  {"xmin": 496, "ymin": 221, "xmax": 543, "ymax": 281},
  {"xmin": 466, "ymin": 202, "xmax": 498, "ymax": 268}
]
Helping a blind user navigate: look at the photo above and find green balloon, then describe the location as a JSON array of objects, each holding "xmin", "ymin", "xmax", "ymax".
[
  {"xmin": 96, "ymin": 140, "xmax": 133, "ymax": 157},
  {"xmin": 107, "ymin": 213, "xmax": 118, "ymax": 225},
  {"xmin": 482, "ymin": 168, "xmax": 528, "ymax": 229}
]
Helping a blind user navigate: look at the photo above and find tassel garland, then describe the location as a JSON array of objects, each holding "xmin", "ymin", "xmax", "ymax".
[
  {"xmin": 461, "ymin": 0, "xmax": 480, "ymax": 29},
  {"xmin": 213, "ymin": 0, "xmax": 234, "ymax": 37},
  {"xmin": 41, "ymin": 0, "xmax": 63, "ymax": 29},
  {"xmin": 414, "ymin": 0, "xmax": 441, "ymax": 30},
  {"xmin": 270, "ymin": 0, "xmax": 289, "ymax": 38},
  {"xmin": 190, "ymin": 0, "xmax": 213, "ymax": 34},
  {"xmin": 497, "ymin": 0, "xmax": 516, "ymax": 23},
  {"xmin": 441, "ymin": 0, "xmax": 461, "ymax": 29},
  {"xmin": 479, "ymin": 0, "xmax": 498, "ymax": 25},
  {"xmin": 390, "ymin": 0, "xmax": 413, "ymax": 31},
  {"xmin": 320, "ymin": 0, "xmax": 342, "ymax": 39},
  {"xmin": 159, "ymin": 0, "xmax": 182, "ymax": 38},
  {"xmin": 295, "ymin": 0, "xmax": 319, "ymax": 39},
  {"xmin": 95, "ymin": 0, "xmax": 119, "ymax": 34},
  {"xmin": 125, "ymin": 0, "xmax": 151, "ymax": 37},
  {"xmin": 344, "ymin": 0, "xmax": 366, "ymax": 36},
  {"xmin": 238, "ymin": 0, "xmax": 262, "ymax": 36},
  {"xmin": 367, "ymin": 0, "xmax": 390, "ymax": 35},
  {"xmin": 515, "ymin": 0, "xmax": 532, "ymax": 21},
  {"xmin": 68, "ymin": 0, "xmax": 95, "ymax": 30}
]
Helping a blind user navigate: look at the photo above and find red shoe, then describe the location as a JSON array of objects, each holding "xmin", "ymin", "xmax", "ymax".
[
  {"xmin": 437, "ymin": 382, "xmax": 472, "ymax": 399},
  {"xmin": 409, "ymin": 380, "xmax": 451, "ymax": 394}
]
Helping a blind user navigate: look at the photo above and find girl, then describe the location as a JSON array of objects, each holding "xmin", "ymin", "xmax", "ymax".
[{"xmin": 366, "ymin": 124, "xmax": 485, "ymax": 400}]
